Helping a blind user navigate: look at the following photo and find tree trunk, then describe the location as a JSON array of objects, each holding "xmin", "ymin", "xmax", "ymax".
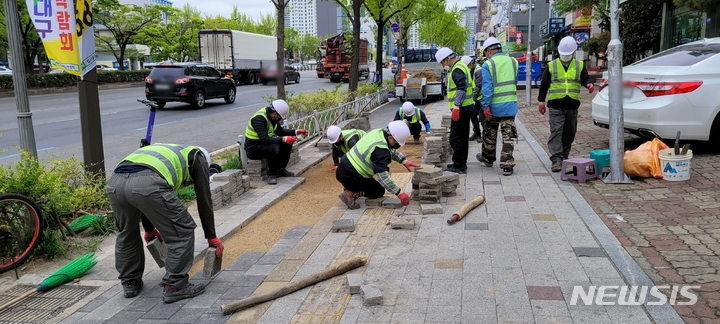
[
  {"xmin": 276, "ymin": 0, "xmax": 286, "ymax": 100},
  {"xmin": 374, "ymin": 17, "xmax": 386, "ymax": 86},
  {"xmin": 348, "ymin": 0, "xmax": 361, "ymax": 93}
]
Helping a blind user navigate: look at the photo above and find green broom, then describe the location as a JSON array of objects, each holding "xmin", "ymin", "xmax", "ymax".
[
  {"xmin": 0, "ymin": 252, "xmax": 98, "ymax": 312},
  {"xmin": 64, "ymin": 214, "xmax": 101, "ymax": 235}
]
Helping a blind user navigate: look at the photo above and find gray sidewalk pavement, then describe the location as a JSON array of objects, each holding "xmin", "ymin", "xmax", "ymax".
[{"xmin": 1, "ymin": 98, "xmax": 685, "ymax": 323}]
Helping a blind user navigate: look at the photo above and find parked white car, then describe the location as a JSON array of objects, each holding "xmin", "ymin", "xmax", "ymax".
[
  {"xmin": 591, "ymin": 37, "xmax": 720, "ymax": 142},
  {"xmin": 0, "ymin": 66, "xmax": 12, "ymax": 75}
]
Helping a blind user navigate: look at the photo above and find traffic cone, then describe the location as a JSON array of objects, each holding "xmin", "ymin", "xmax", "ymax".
[{"xmin": 399, "ymin": 64, "xmax": 407, "ymax": 85}]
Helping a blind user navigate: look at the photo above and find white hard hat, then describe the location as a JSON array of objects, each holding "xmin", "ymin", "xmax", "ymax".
[
  {"xmin": 483, "ymin": 37, "xmax": 501, "ymax": 51},
  {"xmin": 326, "ymin": 125, "xmax": 342, "ymax": 144},
  {"xmin": 435, "ymin": 47, "xmax": 454, "ymax": 63},
  {"xmin": 196, "ymin": 146, "xmax": 211, "ymax": 165},
  {"xmin": 461, "ymin": 56, "xmax": 473, "ymax": 66},
  {"xmin": 271, "ymin": 99, "xmax": 290, "ymax": 119},
  {"xmin": 387, "ymin": 120, "xmax": 411, "ymax": 146},
  {"xmin": 558, "ymin": 36, "xmax": 578, "ymax": 55},
  {"xmin": 401, "ymin": 102, "xmax": 415, "ymax": 116}
]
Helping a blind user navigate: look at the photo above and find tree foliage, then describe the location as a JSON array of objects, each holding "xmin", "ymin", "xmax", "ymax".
[
  {"xmin": 583, "ymin": 31, "xmax": 610, "ymax": 60},
  {"xmin": 418, "ymin": 3, "xmax": 466, "ymax": 52},
  {"xmin": 330, "ymin": 0, "xmax": 365, "ymax": 93},
  {"xmin": 0, "ymin": 0, "xmax": 46, "ymax": 74},
  {"xmin": 135, "ymin": 4, "xmax": 204, "ymax": 62},
  {"xmin": 673, "ymin": 0, "xmax": 719, "ymax": 14},
  {"xmin": 271, "ymin": 0, "xmax": 289, "ymax": 99},
  {"xmin": 202, "ymin": 7, "xmax": 276, "ymax": 36},
  {"xmin": 94, "ymin": 0, "xmax": 169, "ymax": 70},
  {"xmin": 363, "ymin": 0, "xmax": 414, "ymax": 83},
  {"xmin": 620, "ymin": 2, "xmax": 663, "ymax": 63}
]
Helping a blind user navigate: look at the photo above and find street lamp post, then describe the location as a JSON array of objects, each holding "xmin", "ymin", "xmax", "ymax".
[{"xmin": 523, "ymin": 2, "xmax": 533, "ymax": 107}]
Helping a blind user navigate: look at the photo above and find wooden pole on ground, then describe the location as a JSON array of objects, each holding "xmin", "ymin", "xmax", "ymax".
[
  {"xmin": 447, "ymin": 195, "xmax": 485, "ymax": 225},
  {"xmin": 221, "ymin": 256, "xmax": 367, "ymax": 315}
]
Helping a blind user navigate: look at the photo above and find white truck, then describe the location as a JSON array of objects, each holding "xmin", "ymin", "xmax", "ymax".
[{"xmin": 198, "ymin": 29, "xmax": 277, "ymax": 85}]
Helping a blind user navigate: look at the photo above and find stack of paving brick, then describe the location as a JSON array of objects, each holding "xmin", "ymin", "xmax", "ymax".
[
  {"xmin": 411, "ymin": 165, "xmax": 444, "ymax": 203},
  {"xmin": 288, "ymin": 146, "xmax": 300, "ymax": 167},
  {"xmin": 246, "ymin": 158, "xmax": 268, "ymax": 182},
  {"xmin": 421, "ymin": 136, "xmax": 444, "ymax": 168},
  {"xmin": 442, "ymin": 171, "xmax": 460, "ymax": 196},
  {"xmin": 441, "ymin": 115, "xmax": 452, "ymax": 128},
  {"xmin": 430, "ymin": 128, "xmax": 452, "ymax": 167},
  {"xmin": 209, "ymin": 169, "xmax": 250, "ymax": 210}
]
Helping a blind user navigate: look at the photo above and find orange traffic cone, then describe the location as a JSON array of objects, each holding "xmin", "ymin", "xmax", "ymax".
[{"xmin": 399, "ymin": 64, "xmax": 407, "ymax": 85}]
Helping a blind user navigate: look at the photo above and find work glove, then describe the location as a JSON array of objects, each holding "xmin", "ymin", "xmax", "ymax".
[
  {"xmin": 296, "ymin": 129, "xmax": 309, "ymax": 136},
  {"xmin": 587, "ymin": 83, "xmax": 594, "ymax": 93},
  {"xmin": 425, "ymin": 122, "xmax": 431, "ymax": 133},
  {"xmin": 330, "ymin": 166, "xmax": 338, "ymax": 171},
  {"xmin": 483, "ymin": 108, "xmax": 492, "ymax": 120},
  {"xmin": 403, "ymin": 160, "xmax": 420, "ymax": 172},
  {"xmin": 208, "ymin": 238, "xmax": 224, "ymax": 258},
  {"xmin": 451, "ymin": 108, "xmax": 460, "ymax": 122},
  {"xmin": 282, "ymin": 136, "xmax": 296, "ymax": 145},
  {"xmin": 143, "ymin": 228, "xmax": 163, "ymax": 244},
  {"xmin": 538, "ymin": 103, "xmax": 546, "ymax": 115},
  {"xmin": 398, "ymin": 192, "xmax": 410, "ymax": 206}
]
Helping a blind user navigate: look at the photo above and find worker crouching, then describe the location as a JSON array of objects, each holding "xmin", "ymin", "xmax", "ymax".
[
  {"xmin": 326, "ymin": 125, "xmax": 366, "ymax": 171},
  {"xmin": 394, "ymin": 102, "xmax": 430, "ymax": 144},
  {"xmin": 335, "ymin": 121, "xmax": 420, "ymax": 209}
]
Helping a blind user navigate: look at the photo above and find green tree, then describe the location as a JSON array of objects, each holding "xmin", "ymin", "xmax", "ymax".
[
  {"xmin": 418, "ymin": 4, "xmax": 466, "ymax": 52},
  {"xmin": 583, "ymin": 31, "xmax": 610, "ymax": 60},
  {"xmin": 672, "ymin": 0, "xmax": 719, "ymax": 14},
  {"xmin": 136, "ymin": 4, "xmax": 204, "ymax": 62},
  {"xmin": 271, "ymin": 0, "xmax": 289, "ymax": 99},
  {"xmin": 363, "ymin": 0, "xmax": 414, "ymax": 84},
  {"xmin": 285, "ymin": 27, "xmax": 300, "ymax": 62},
  {"xmin": 620, "ymin": 2, "xmax": 663, "ymax": 64},
  {"xmin": 0, "ymin": 0, "xmax": 46, "ymax": 74},
  {"xmin": 94, "ymin": 0, "xmax": 169, "ymax": 70},
  {"xmin": 300, "ymin": 34, "xmax": 320, "ymax": 63},
  {"xmin": 330, "ymin": 0, "xmax": 365, "ymax": 93}
]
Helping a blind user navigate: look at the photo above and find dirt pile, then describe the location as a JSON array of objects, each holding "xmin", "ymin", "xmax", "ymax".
[
  {"xmin": 407, "ymin": 82, "xmax": 423, "ymax": 88},
  {"xmin": 410, "ymin": 72, "xmax": 439, "ymax": 82}
]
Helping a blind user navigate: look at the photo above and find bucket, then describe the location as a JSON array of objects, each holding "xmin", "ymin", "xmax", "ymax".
[{"xmin": 658, "ymin": 148, "xmax": 692, "ymax": 181}]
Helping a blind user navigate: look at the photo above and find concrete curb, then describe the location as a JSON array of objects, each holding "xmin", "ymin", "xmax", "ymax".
[
  {"xmin": 515, "ymin": 118, "xmax": 684, "ymax": 324},
  {"xmin": 0, "ymin": 83, "xmax": 144, "ymax": 98}
]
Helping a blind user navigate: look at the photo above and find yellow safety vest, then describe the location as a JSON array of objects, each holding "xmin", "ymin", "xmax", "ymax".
[
  {"xmin": 245, "ymin": 108, "xmax": 277, "ymax": 140},
  {"xmin": 447, "ymin": 60, "xmax": 475, "ymax": 109},
  {"xmin": 346, "ymin": 129, "xmax": 388, "ymax": 178},
  {"xmin": 337, "ymin": 129, "xmax": 366, "ymax": 154},
  {"xmin": 470, "ymin": 66, "xmax": 482, "ymax": 101},
  {"xmin": 547, "ymin": 58, "xmax": 583, "ymax": 101},
  {"xmin": 487, "ymin": 55, "xmax": 518, "ymax": 104},
  {"xmin": 398, "ymin": 107, "xmax": 421, "ymax": 124},
  {"xmin": 119, "ymin": 143, "xmax": 194, "ymax": 189}
]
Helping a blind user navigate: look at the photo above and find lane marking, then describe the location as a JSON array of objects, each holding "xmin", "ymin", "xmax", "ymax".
[
  {"xmin": 229, "ymin": 102, "xmax": 263, "ymax": 111},
  {"xmin": 0, "ymin": 147, "xmax": 56, "ymax": 160},
  {"xmin": 136, "ymin": 117, "xmax": 193, "ymax": 131}
]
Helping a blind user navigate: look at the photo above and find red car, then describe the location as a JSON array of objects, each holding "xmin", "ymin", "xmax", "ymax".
[{"xmin": 509, "ymin": 52, "xmax": 538, "ymax": 62}]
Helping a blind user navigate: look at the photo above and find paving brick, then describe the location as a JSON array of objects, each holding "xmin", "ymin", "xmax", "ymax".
[
  {"xmin": 346, "ymin": 274, "xmax": 363, "ymax": 294},
  {"xmin": 382, "ymin": 197, "xmax": 402, "ymax": 208},
  {"xmin": 360, "ymin": 284, "xmax": 383, "ymax": 306},
  {"xmin": 390, "ymin": 217, "xmax": 415, "ymax": 229},
  {"xmin": 331, "ymin": 219, "xmax": 356, "ymax": 232},
  {"xmin": 421, "ymin": 203, "xmax": 443, "ymax": 214}
]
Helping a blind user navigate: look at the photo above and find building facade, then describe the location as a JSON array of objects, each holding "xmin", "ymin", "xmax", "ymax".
[{"xmin": 463, "ymin": 6, "xmax": 478, "ymax": 56}]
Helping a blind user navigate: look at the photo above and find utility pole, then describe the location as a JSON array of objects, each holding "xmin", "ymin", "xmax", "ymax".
[
  {"xmin": 524, "ymin": 0, "xmax": 533, "ymax": 106},
  {"xmin": 4, "ymin": 0, "xmax": 37, "ymax": 157},
  {"xmin": 604, "ymin": 0, "xmax": 631, "ymax": 183}
]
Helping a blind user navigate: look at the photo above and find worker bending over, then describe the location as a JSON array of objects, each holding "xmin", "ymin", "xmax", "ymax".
[{"xmin": 326, "ymin": 125, "xmax": 366, "ymax": 171}]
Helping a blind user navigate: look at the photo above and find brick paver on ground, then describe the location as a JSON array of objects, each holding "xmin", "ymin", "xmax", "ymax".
[{"xmin": 517, "ymin": 88, "xmax": 720, "ymax": 323}]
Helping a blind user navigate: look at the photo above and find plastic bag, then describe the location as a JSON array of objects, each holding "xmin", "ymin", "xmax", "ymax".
[{"xmin": 623, "ymin": 138, "xmax": 669, "ymax": 178}]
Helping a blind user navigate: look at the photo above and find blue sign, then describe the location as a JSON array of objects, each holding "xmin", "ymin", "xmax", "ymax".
[
  {"xmin": 391, "ymin": 23, "xmax": 399, "ymax": 33},
  {"xmin": 516, "ymin": 62, "xmax": 543, "ymax": 85},
  {"xmin": 540, "ymin": 18, "xmax": 565, "ymax": 38},
  {"xmin": 574, "ymin": 32, "xmax": 590, "ymax": 46}
]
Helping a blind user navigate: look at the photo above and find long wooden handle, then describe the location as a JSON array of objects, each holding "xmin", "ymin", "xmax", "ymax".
[
  {"xmin": 221, "ymin": 256, "xmax": 367, "ymax": 315},
  {"xmin": 447, "ymin": 195, "xmax": 485, "ymax": 224},
  {"xmin": 314, "ymin": 111, "xmax": 345, "ymax": 147},
  {"xmin": 0, "ymin": 288, "xmax": 36, "ymax": 312}
]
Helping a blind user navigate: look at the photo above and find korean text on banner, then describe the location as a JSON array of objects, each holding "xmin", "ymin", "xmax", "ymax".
[{"xmin": 76, "ymin": 0, "xmax": 97, "ymax": 76}]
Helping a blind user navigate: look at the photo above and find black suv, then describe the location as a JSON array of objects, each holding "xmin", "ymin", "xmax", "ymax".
[{"xmin": 145, "ymin": 62, "xmax": 236, "ymax": 109}]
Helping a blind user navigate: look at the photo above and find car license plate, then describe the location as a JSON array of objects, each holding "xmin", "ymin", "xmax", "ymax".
[{"xmin": 155, "ymin": 84, "xmax": 171, "ymax": 90}]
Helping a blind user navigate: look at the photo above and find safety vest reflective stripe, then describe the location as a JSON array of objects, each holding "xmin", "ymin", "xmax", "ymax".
[
  {"xmin": 487, "ymin": 55, "xmax": 518, "ymax": 104},
  {"xmin": 245, "ymin": 108, "xmax": 277, "ymax": 140},
  {"xmin": 398, "ymin": 108, "xmax": 421, "ymax": 124},
  {"xmin": 548, "ymin": 59, "xmax": 582, "ymax": 100},
  {"xmin": 346, "ymin": 129, "xmax": 387, "ymax": 178},
  {"xmin": 120, "ymin": 144, "xmax": 193, "ymax": 189},
  {"xmin": 338, "ymin": 129, "xmax": 366, "ymax": 153},
  {"xmin": 447, "ymin": 61, "xmax": 475, "ymax": 109}
]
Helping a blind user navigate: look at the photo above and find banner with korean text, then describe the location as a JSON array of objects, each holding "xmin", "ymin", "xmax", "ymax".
[{"xmin": 26, "ymin": 0, "xmax": 96, "ymax": 77}]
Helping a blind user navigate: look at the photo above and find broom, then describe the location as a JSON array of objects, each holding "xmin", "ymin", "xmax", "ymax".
[
  {"xmin": 64, "ymin": 214, "xmax": 101, "ymax": 235},
  {"xmin": 0, "ymin": 252, "xmax": 98, "ymax": 312}
]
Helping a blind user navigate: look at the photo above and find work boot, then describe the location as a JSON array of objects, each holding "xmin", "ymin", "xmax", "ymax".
[
  {"xmin": 476, "ymin": 154, "xmax": 493, "ymax": 167},
  {"xmin": 469, "ymin": 134, "xmax": 481, "ymax": 142},
  {"xmin": 551, "ymin": 161, "xmax": 562, "ymax": 173},
  {"xmin": 267, "ymin": 175, "xmax": 277, "ymax": 185},
  {"xmin": 414, "ymin": 138, "xmax": 420, "ymax": 144},
  {"xmin": 446, "ymin": 166, "xmax": 467, "ymax": 174},
  {"xmin": 163, "ymin": 283, "xmax": 206, "ymax": 303},
  {"xmin": 338, "ymin": 190, "xmax": 360, "ymax": 209},
  {"xmin": 276, "ymin": 168, "xmax": 295, "ymax": 177},
  {"xmin": 503, "ymin": 168, "xmax": 514, "ymax": 176},
  {"xmin": 123, "ymin": 279, "xmax": 143, "ymax": 298}
]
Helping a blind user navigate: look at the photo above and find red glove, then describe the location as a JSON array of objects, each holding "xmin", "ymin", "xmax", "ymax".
[
  {"xmin": 296, "ymin": 129, "xmax": 309, "ymax": 136},
  {"xmin": 587, "ymin": 83, "xmax": 594, "ymax": 93},
  {"xmin": 398, "ymin": 192, "xmax": 410, "ymax": 206},
  {"xmin": 282, "ymin": 136, "xmax": 296, "ymax": 145},
  {"xmin": 144, "ymin": 228, "xmax": 163, "ymax": 243},
  {"xmin": 538, "ymin": 103, "xmax": 546, "ymax": 115},
  {"xmin": 330, "ymin": 166, "xmax": 338, "ymax": 171},
  {"xmin": 403, "ymin": 160, "xmax": 420, "ymax": 172},
  {"xmin": 483, "ymin": 108, "xmax": 492, "ymax": 120},
  {"xmin": 208, "ymin": 238, "xmax": 224, "ymax": 258},
  {"xmin": 451, "ymin": 108, "xmax": 460, "ymax": 122}
]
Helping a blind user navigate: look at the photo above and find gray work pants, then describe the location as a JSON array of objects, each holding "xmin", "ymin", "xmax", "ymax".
[
  {"xmin": 106, "ymin": 169, "xmax": 197, "ymax": 288},
  {"xmin": 547, "ymin": 107, "xmax": 578, "ymax": 163}
]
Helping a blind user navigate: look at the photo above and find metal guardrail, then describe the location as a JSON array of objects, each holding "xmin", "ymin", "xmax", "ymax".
[{"xmin": 284, "ymin": 89, "xmax": 389, "ymax": 144}]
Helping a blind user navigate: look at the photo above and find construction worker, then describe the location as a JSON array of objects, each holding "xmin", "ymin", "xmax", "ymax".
[
  {"xmin": 538, "ymin": 36, "xmax": 595, "ymax": 172},
  {"xmin": 107, "ymin": 144, "xmax": 224, "ymax": 303},
  {"xmin": 462, "ymin": 55, "xmax": 484, "ymax": 143},
  {"xmin": 245, "ymin": 99, "xmax": 309, "ymax": 185},
  {"xmin": 327, "ymin": 125, "xmax": 366, "ymax": 170},
  {"xmin": 394, "ymin": 101, "xmax": 430, "ymax": 144},
  {"xmin": 435, "ymin": 47, "xmax": 474, "ymax": 174},
  {"xmin": 477, "ymin": 37, "xmax": 519, "ymax": 176},
  {"xmin": 335, "ymin": 120, "xmax": 420, "ymax": 209}
]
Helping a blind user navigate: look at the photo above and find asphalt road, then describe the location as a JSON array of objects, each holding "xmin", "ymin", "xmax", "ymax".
[{"xmin": 0, "ymin": 68, "xmax": 393, "ymax": 174}]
